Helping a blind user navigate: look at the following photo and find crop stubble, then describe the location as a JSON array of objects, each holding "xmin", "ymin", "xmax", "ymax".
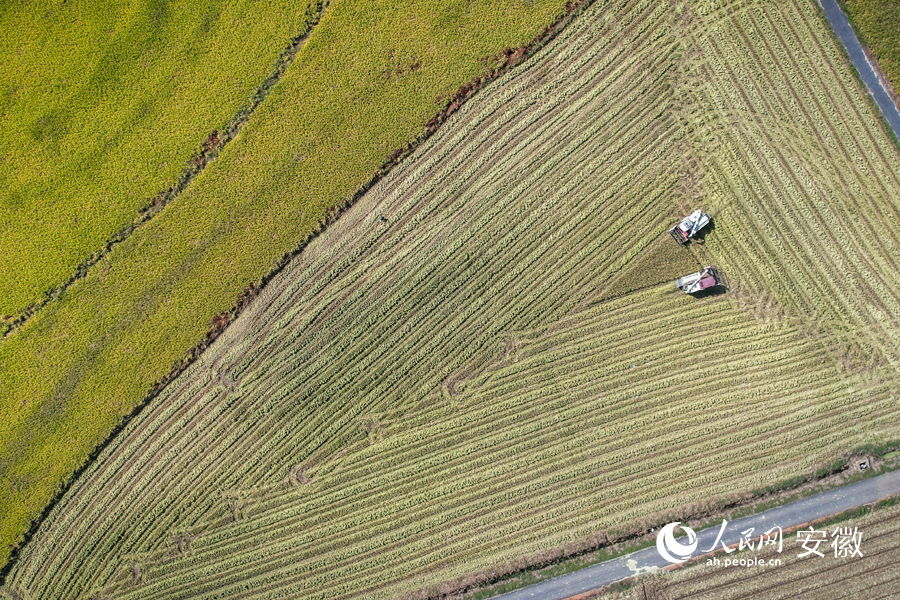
[{"xmin": 5, "ymin": 0, "xmax": 900, "ymax": 598}]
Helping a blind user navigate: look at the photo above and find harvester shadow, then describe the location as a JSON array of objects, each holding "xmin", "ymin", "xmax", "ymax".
[
  {"xmin": 688, "ymin": 284, "xmax": 728, "ymax": 299},
  {"xmin": 681, "ymin": 217, "xmax": 715, "ymax": 246}
]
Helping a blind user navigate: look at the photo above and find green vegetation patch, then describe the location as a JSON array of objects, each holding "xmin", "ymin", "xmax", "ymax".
[
  {"xmin": 0, "ymin": 0, "xmax": 320, "ymax": 318},
  {"xmin": 840, "ymin": 0, "xmax": 900, "ymax": 99},
  {"xmin": 0, "ymin": 0, "xmax": 568, "ymax": 569}
]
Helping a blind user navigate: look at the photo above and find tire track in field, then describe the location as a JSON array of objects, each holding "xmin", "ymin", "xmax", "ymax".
[{"xmin": 10, "ymin": 0, "xmax": 900, "ymax": 597}]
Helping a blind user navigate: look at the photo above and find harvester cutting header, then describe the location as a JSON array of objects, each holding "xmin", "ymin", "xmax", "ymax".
[
  {"xmin": 669, "ymin": 209, "xmax": 711, "ymax": 244},
  {"xmin": 666, "ymin": 209, "xmax": 727, "ymax": 295}
]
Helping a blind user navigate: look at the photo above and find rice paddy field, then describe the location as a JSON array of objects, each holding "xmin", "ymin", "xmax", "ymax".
[
  {"xmin": 0, "ymin": 0, "xmax": 322, "ymax": 318},
  {"xmin": 598, "ymin": 500, "xmax": 900, "ymax": 599},
  {"xmin": 0, "ymin": 0, "xmax": 567, "ymax": 565},
  {"xmin": 3, "ymin": 0, "xmax": 900, "ymax": 597},
  {"xmin": 840, "ymin": 0, "xmax": 900, "ymax": 99}
]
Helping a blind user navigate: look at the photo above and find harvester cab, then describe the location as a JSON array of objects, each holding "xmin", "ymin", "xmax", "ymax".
[
  {"xmin": 675, "ymin": 266, "xmax": 724, "ymax": 294},
  {"xmin": 669, "ymin": 209, "xmax": 711, "ymax": 244}
]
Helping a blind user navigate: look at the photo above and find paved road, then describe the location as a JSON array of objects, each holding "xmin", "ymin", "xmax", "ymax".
[
  {"xmin": 493, "ymin": 9, "xmax": 900, "ymax": 599},
  {"xmin": 818, "ymin": 0, "xmax": 900, "ymax": 141},
  {"xmin": 493, "ymin": 469, "xmax": 900, "ymax": 600}
]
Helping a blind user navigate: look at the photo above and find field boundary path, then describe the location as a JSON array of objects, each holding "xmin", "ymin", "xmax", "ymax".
[
  {"xmin": 492, "ymin": 470, "xmax": 900, "ymax": 600},
  {"xmin": 818, "ymin": 0, "xmax": 900, "ymax": 141},
  {"xmin": 1, "ymin": 1, "xmax": 328, "ymax": 337}
]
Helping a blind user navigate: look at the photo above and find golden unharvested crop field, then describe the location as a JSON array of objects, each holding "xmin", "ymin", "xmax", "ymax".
[
  {"xmin": 841, "ymin": 0, "xmax": 900, "ymax": 101},
  {"xmin": 5, "ymin": 0, "xmax": 900, "ymax": 597},
  {"xmin": 0, "ymin": 0, "xmax": 321, "ymax": 317}
]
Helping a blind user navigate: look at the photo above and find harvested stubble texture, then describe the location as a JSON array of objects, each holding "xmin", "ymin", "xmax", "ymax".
[
  {"xmin": 598, "ymin": 501, "xmax": 900, "ymax": 600},
  {"xmin": 5, "ymin": 0, "xmax": 900, "ymax": 598},
  {"xmin": 0, "ymin": 0, "xmax": 566, "ymax": 566}
]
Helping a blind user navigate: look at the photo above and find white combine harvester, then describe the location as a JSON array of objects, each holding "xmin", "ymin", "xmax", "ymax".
[
  {"xmin": 669, "ymin": 209, "xmax": 711, "ymax": 244},
  {"xmin": 675, "ymin": 266, "xmax": 724, "ymax": 294}
]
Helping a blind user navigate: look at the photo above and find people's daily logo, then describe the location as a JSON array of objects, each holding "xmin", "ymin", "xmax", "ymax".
[
  {"xmin": 655, "ymin": 519, "xmax": 862, "ymax": 567},
  {"xmin": 656, "ymin": 522, "xmax": 698, "ymax": 564}
]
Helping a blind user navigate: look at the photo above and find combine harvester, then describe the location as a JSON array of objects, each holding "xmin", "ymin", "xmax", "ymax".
[
  {"xmin": 675, "ymin": 266, "xmax": 725, "ymax": 294},
  {"xmin": 669, "ymin": 209, "xmax": 711, "ymax": 244}
]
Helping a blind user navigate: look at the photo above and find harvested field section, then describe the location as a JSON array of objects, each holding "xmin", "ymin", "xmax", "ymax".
[
  {"xmin": 692, "ymin": 1, "xmax": 900, "ymax": 359},
  {"xmin": 6, "ymin": 0, "xmax": 900, "ymax": 598},
  {"xmin": 122, "ymin": 296, "xmax": 886, "ymax": 600},
  {"xmin": 599, "ymin": 501, "xmax": 900, "ymax": 600},
  {"xmin": 0, "ymin": 0, "xmax": 568, "ymax": 564}
]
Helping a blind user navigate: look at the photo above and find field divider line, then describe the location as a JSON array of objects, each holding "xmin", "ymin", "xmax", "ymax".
[{"xmin": 0, "ymin": 0, "xmax": 330, "ymax": 337}]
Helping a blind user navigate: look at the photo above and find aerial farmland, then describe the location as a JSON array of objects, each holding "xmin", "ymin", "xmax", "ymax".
[{"xmin": 2, "ymin": 0, "xmax": 900, "ymax": 598}]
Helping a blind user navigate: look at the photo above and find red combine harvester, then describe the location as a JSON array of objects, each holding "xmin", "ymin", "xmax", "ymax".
[
  {"xmin": 669, "ymin": 209, "xmax": 711, "ymax": 244},
  {"xmin": 675, "ymin": 266, "xmax": 724, "ymax": 294}
]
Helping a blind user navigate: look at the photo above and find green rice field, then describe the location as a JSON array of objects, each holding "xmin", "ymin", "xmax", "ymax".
[{"xmin": 0, "ymin": 0, "xmax": 321, "ymax": 318}]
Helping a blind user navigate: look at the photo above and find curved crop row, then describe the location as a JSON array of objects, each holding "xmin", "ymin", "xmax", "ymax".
[{"xmin": 6, "ymin": 0, "xmax": 900, "ymax": 598}]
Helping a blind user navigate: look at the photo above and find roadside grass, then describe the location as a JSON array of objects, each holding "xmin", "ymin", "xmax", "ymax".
[
  {"xmin": 838, "ymin": 0, "xmax": 900, "ymax": 98},
  {"xmin": 0, "ymin": 0, "xmax": 320, "ymax": 318},
  {"xmin": 468, "ymin": 539, "xmax": 660, "ymax": 600},
  {"xmin": 0, "ymin": 0, "xmax": 568, "ymax": 569}
]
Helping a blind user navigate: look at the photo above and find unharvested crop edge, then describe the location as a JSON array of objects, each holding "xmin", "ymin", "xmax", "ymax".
[
  {"xmin": 814, "ymin": 0, "xmax": 900, "ymax": 153},
  {"xmin": 834, "ymin": 0, "xmax": 900, "ymax": 109},
  {"xmin": 0, "ymin": 0, "xmax": 591, "ymax": 582},
  {"xmin": 0, "ymin": 0, "xmax": 329, "ymax": 336}
]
